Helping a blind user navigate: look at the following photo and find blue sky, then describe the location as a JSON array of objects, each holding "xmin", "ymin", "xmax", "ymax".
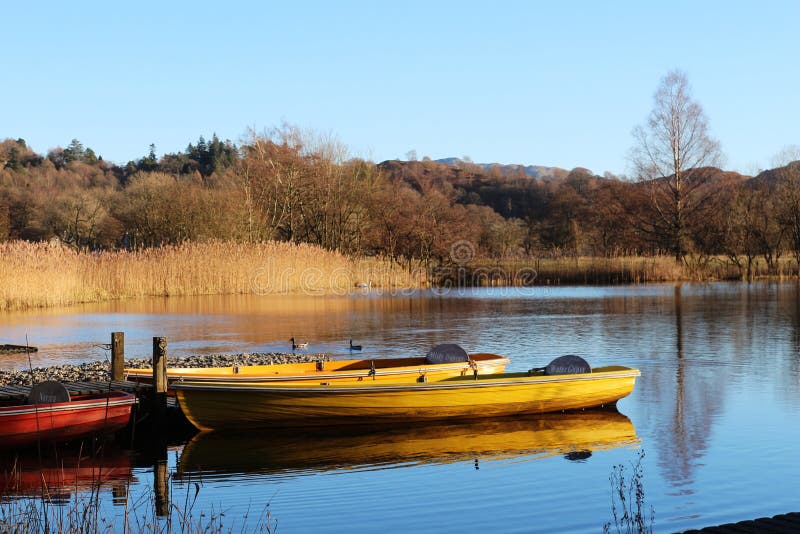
[{"xmin": 2, "ymin": 1, "xmax": 798, "ymax": 176}]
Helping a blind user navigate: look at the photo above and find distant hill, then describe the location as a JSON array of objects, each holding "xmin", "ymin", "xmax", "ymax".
[
  {"xmin": 749, "ymin": 160, "xmax": 800, "ymax": 187},
  {"xmin": 377, "ymin": 159, "xmax": 578, "ymax": 220},
  {"xmin": 434, "ymin": 157, "xmax": 568, "ymax": 180}
]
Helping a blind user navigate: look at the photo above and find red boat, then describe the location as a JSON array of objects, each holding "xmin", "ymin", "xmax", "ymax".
[{"xmin": 0, "ymin": 384, "xmax": 136, "ymax": 448}]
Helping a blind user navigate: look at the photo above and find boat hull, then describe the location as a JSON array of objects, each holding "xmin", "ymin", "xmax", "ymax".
[
  {"xmin": 0, "ymin": 391, "xmax": 137, "ymax": 448},
  {"xmin": 174, "ymin": 366, "xmax": 640, "ymax": 430},
  {"xmin": 125, "ymin": 353, "xmax": 509, "ymax": 389}
]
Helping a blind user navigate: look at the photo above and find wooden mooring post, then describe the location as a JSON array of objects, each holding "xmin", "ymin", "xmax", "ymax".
[
  {"xmin": 152, "ymin": 336, "xmax": 168, "ymax": 430},
  {"xmin": 152, "ymin": 335, "xmax": 171, "ymax": 516},
  {"xmin": 110, "ymin": 332, "xmax": 125, "ymax": 381}
]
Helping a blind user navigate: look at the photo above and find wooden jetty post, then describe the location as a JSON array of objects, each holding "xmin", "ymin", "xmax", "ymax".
[
  {"xmin": 151, "ymin": 336, "xmax": 170, "ymax": 516},
  {"xmin": 110, "ymin": 332, "xmax": 125, "ymax": 381},
  {"xmin": 152, "ymin": 336, "xmax": 168, "ymax": 430}
]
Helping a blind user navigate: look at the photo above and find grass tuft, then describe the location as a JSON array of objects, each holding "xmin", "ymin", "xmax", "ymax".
[{"xmin": 603, "ymin": 449, "xmax": 654, "ymax": 534}]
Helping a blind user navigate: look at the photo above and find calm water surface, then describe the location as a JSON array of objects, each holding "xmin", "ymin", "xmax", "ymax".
[{"xmin": 2, "ymin": 283, "xmax": 800, "ymax": 532}]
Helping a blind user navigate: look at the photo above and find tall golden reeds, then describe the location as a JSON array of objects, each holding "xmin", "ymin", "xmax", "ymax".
[
  {"xmin": 0, "ymin": 241, "xmax": 424, "ymax": 311},
  {"xmin": 2, "ymin": 240, "xmax": 795, "ymax": 312},
  {"xmin": 456, "ymin": 254, "xmax": 795, "ymax": 286}
]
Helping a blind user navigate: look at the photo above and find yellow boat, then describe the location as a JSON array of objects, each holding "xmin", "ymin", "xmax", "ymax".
[
  {"xmin": 125, "ymin": 347, "xmax": 509, "ymax": 389},
  {"xmin": 175, "ymin": 410, "xmax": 639, "ymax": 478},
  {"xmin": 173, "ymin": 364, "xmax": 640, "ymax": 431}
]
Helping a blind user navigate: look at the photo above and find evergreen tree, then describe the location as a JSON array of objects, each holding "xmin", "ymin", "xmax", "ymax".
[
  {"xmin": 137, "ymin": 143, "xmax": 159, "ymax": 172},
  {"xmin": 57, "ymin": 139, "xmax": 99, "ymax": 165}
]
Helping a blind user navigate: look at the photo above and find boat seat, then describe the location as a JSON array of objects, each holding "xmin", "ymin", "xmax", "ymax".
[
  {"xmin": 26, "ymin": 380, "xmax": 71, "ymax": 405},
  {"xmin": 544, "ymin": 355, "xmax": 591, "ymax": 375},
  {"xmin": 425, "ymin": 344, "xmax": 470, "ymax": 364}
]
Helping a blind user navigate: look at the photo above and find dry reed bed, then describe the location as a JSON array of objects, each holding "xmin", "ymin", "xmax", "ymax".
[
  {"xmin": 0, "ymin": 241, "xmax": 423, "ymax": 311},
  {"xmin": 463, "ymin": 255, "xmax": 797, "ymax": 285},
  {"xmin": 3, "ymin": 240, "xmax": 796, "ymax": 311},
  {"xmin": 532, "ymin": 257, "xmax": 687, "ymax": 284},
  {"xmin": 451, "ymin": 256, "xmax": 686, "ymax": 285}
]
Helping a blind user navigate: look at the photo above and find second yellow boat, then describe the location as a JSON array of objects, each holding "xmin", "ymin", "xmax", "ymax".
[{"xmin": 125, "ymin": 345, "xmax": 509, "ymax": 390}]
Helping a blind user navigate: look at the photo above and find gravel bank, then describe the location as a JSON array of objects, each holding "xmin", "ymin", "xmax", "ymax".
[{"xmin": 0, "ymin": 352, "xmax": 331, "ymax": 387}]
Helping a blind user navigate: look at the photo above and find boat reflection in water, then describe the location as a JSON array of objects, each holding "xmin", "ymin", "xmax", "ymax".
[
  {"xmin": 176, "ymin": 409, "xmax": 638, "ymax": 480},
  {"xmin": 0, "ymin": 445, "xmax": 134, "ymax": 504}
]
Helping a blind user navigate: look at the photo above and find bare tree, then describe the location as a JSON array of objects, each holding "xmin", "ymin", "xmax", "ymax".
[
  {"xmin": 237, "ymin": 126, "xmax": 307, "ymax": 243},
  {"xmin": 0, "ymin": 203, "xmax": 9, "ymax": 241},
  {"xmin": 725, "ymin": 184, "xmax": 784, "ymax": 278},
  {"xmin": 630, "ymin": 70, "xmax": 723, "ymax": 261},
  {"xmin": 773, "ymin": 161, "xmax": 800, "ymax": 269},
  {"xmin": 771, "ymin": 144, "xmax": 800, "ymax": 168}
]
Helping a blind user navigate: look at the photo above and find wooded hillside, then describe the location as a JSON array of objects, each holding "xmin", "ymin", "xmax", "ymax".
[{"xmin": 2, "ymin": 128, "xmax": 799, "ymax": 279}]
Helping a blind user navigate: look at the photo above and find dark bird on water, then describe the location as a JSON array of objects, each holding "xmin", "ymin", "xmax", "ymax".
[
  {"xmin": 349, "ymin": 339, "xmax": 362, "ymax": 351},
  {"xmin": 290, "ymin": 337, "xmax": 309, "ymax": 350}
]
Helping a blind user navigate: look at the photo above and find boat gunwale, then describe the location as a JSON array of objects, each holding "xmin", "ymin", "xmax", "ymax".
[
  {"xmin": 172, "ymin": 367, "xmax": 641, "ymax": 394},
  {"xmin": 124, "ymin": 354, "xmax": 511, "ymax": 382},
  {"xmin": 0, "ymin": 393, "xmax": 137, "ymax": 417}
]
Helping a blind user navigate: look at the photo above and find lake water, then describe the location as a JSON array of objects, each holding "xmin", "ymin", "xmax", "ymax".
[{"xmin": 2, "ymin": 283, "xmax": 800, "ymax": 532}]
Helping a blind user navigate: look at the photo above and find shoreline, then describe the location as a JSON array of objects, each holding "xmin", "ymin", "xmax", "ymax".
[
  {"xmin": 0, "ymin": 352, "xmax": 331, "ymax": 387},
  {"xmin": 3, "ymin": 271, "xmax": 799, "ymax": 315}
]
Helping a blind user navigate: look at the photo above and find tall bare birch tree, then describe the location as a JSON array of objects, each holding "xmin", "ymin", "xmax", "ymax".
[{"xmin": 630, "ymin": 70, "xmax": 722, "ymax": 261}]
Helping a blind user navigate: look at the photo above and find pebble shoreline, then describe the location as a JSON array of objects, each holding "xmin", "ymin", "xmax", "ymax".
[{"xmin": 0, "ymin": 352, "xmax": 331, "ymax": 387}]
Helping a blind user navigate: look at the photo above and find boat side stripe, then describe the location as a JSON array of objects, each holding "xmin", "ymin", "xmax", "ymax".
[{"xmin": 174, "ymin": 364, "xmax": 505, "ymax": 382}]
